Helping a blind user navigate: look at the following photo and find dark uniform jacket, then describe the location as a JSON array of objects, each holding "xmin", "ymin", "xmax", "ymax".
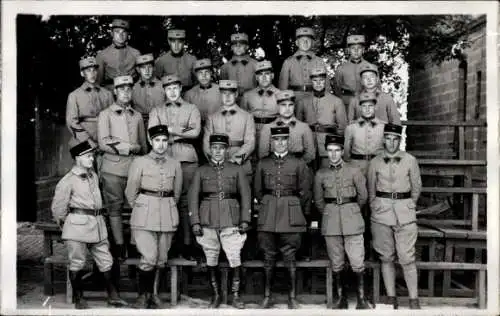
[{"xmin": 188, "ymin": 161, "xmax": 251, "ymax": 229}]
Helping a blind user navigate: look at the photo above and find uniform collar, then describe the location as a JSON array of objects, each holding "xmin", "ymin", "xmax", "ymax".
[
  {"xmin": 276, "ymin": 118, "xmax": 297, "ymax": 127},
  {"xmin": 257, "ymin": 85, "xmax": 277, "ymax": 96},
  {"xmin": 71, "ymin": 166, "xmax": 93, "ymax": 178},
  {"xmin": 221, "ymin": 104, "xmax": 238, "ymax": 113},
  {"xmin": 81, "ymin": 81, "xmax": 101, "ymax": 92},
  {"xmin": 231, "ymin": 55, "xmax": 249, "ymax": 65},
  {"xmin": 329, "ymin": 161, "xmax": 344, "ymax": 170},
  {"xmin": 349, "ymin": 58, "xmax": 364, "ymax": 64},
  {"xmin": 293, "ymin": 50, "xmax": 313, "ymax": 60},
  {"xmin": 383, "ymin": 151, "xmax": 403, "ymax": 163},
  {"xmin": 273, "ymin": 151, "xmax": 288, "ymax": 160},
  {"xmin": 313, "ymin": 90, "xmax": 325, "ymax": 98},
  {"xmin": 167, "ymin": 98, "xmax": 183, "ymax": 107},
  {"xmin": 139, "ymin": 78, "xmax": 157, "ymax": 87},
  {"xmin": 148, "ymin": 151, "xmax": 168, "ymax": 161},
  {"xmin": 210, "ymin": 159, "xmax": 225, "ymax": 168},
  {"xmin": 110, "ymin": 103, "xmax": 135, "ymax": 114},
  {"xmin": 358, "ymin": 117, "xmax": 380, "ymax": 127},
  {"xmin": 169, "ymin": 50, "xmax": 185, "ymax": 58},
  {"xmin": 199, "ymin": 83, "xmax": 213, "ymax": 90},
  {"xmin": 112, "ymin": 43, "xmax": 128, "ymax": 50}
]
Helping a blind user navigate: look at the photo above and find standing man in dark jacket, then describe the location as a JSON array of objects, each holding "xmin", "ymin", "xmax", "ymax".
[
  {"xmin": 254, "ymin": 126, "xmax": 311, "ymax": 309},
  {"xmin": 188, "ymin": 133, "xmax": 251, "ymax": 309}
]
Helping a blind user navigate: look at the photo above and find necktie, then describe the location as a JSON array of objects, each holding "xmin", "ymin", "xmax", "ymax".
[
  {"xmin": 199, "ymin": 84, "xmax": 212, "ymax": 90},
  {"xmin": 85, "ymin": 86, "xmax": 100, "ymax": 92},
  {"xmin": 277, "ymin": 120, "xmax": 296, "ymax": 127},
  {"xmin": 222, "ymin": 109, "xmax": 236, "ymax": 116},
  {"xmin": 171, "ymin": 52, "xmax": 184, "ymax": 58},
  {"xmin": 359, "ymin": 119, "xmax": 376, "ymax": 127},
  {"xmin": 140, "ymin": 81, "xmax": 155, "ymax": 88},
  {"xmin": 384, "ymin": 157, "xmax": 401, "ymax": 164},
  {"xmin": 168, "ymin": 102, "xmax": 182, "ymax": 107},
  {"xmin": 231, "ymin": 59, "xmax": 249, "ymax": 66},
  {"xmin": 296, "ymin": 54, "xmax": 312, "ymax": 61},
  {"xmin": 258, "ymin": 89, "xmax": 274, "ymax": 96},
  {"xmin": 330, "ymin": 164, "xmax": 342, "ymax": 171},
  {"xmin": 79, "ymin": 173, "xmax": 93, "ymax": 179},
  {"xmin": 313, "ymin": 91, "xmax": 325, "ymax": 98}
]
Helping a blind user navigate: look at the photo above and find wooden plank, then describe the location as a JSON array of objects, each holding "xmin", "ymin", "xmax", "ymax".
[
  {"xmin": 458, "ymin": 126, "xmax": 465, "ymax": 160},
  {"xmin": 402, "ymin": 120, "xmax": 486, "ymax": 127},
  {"xmin": 442, "ymin": 243, "xmax": 454, "ymax": 297},
  {"xmin": 472, "ymin": 193, "xmax": 479, "ymax": 231},
  {"xmin": 379, "ymin": 295, "xmax": 478, "ymax": 306},
  {"xmin": 417, "ymin": 219, "xmax": 472, "ymax": 227},
  {"xmin": 408, "ymin": 150, "xmax": 456, "ymax": 158},
  {"xmin": 421, "ymin": 187, "xmax": 486, "ymax": 194},
  {"xmin": 478, "ymin": 270, "xmax": 486, "ymax": 309},
  {"xmin": 170, "ymin": 266, "xmax": 177, "ymax": 306},
  {"xmin": 427, "ymin": 240, "xmax": 436, "ymax": 297},
  {"xmin": 326, "ymin": 267, "xmax": 333, "ymax": 307},
  {"xmin": 418, "ymin": 159, "xmax": 486, "ymax": 166},
  {"xmin": 372, "ymin": 264, "xmax": 380, "ymax": 303}
]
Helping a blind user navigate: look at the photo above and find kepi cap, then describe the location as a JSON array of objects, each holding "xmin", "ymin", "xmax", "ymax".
[
  {"xmin": 255, "ymin": 60, "xmax": 273, "ymax": 74},
  {"xmin": 358, "ymin": 91, "xmax": 377, "ymax": 104},
  {"xmin": 230, "ymin": 33, "xmax": 249, "ymax": 44},
  {"xmin": 194, "ymin": 59, "xmax": 212, "ymax": 72},
  {"xmin": 359, "ymin": 63, "xmax": 379, "ymax": 77},
  {"xmin": 162, "ymin": 75, "xmax": 182, "ymax": 87},
  {"xmin": 310, "ymin": 67, "xmax": 327, "ymax": 78},
  {"xmin": 148, "ymin": 125, "xmax": 169, "ymax": 139},
  {"xmin": 219, "ymin": 80, "xmax": 238, "ymax": 91},
  {"xmin": 114, "ymin": 75, "xmax": 134, "ymax": 88},
  {"xmin": 384, "ymin": 123, "xmax": 403, "ymax": 136},
  {"xmin": 347, "ymin": 35, "xmax": 365, "ymax": 45},
  {"xmin": 79, "ymin": 57, "xmax": 98, "ymax": 70},
  {"xmin": 276, "ymin": 90, "xmax": 296, "ymax": 103},
  {"xmin": 136, "ymin": 54, "xmax": 154, "ymax": 66},
  {"xmin": 111, "ymin": 19, "xmax": 130, "ymax": 30},
  {"xmin": 271, "ymin": 126, "xmax": 290, "ymax": 137},
  {"xmin": 296, "ymin": 27, "xmax": 315, "ymax": 39},
  {"xmin": 70, "ymin": 140, "xmax": 96, "ymax": 159},
  {"xmin": 325, "ymin": 134, "xmax": 345, "ymax": 149},
  {"xmin": 168, "ymin": 29, "xmax": 186, "ymax": 39},
  {"xmin": 209, "ymin": 134, "xmax": 230, "ymax": 146}
]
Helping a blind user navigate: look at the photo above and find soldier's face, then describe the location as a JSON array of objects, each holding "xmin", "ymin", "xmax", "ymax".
[
  {"xmin": 196, "ymin": 69, "xmax": 212, "ymax": 86},
  {"xmin": 256, "ymin": 71, "xmax": 273, "ymax": 88},
  {"xmin": 80, "ymin": 67, "xmax": 98, "ymax": 84},
  {"xmin": 296, "ymin": 36, "xmax": 313, "ymax": 51},
  {"xmin": 231, "ymin": 42, "xmax": 248, "ymax": 56},
  {"xmin": 151, "ymin": 135, "xmax": 169, "ymax": 155},
  {"xmin": 76, "ymin": 152, "xmax": 94, "ymax": 169},
  {"xmin": 384, "ymin": 134, "xmax": 401, "ymax": 154},
  {"xmin": 165, "ymin": 84, "xmax": 182, "ymax": 102},
  {"xmin": 112, "ymin": 28, "xmax": 128, "ymax": 46},
  {"xmin": 138, "ymin": 63, "xmax": 153, "ymax": 81},
  {"xmin": 311, "ymin": 76, "xmax": 326, "ymax": 91},
  {"xmin": 327, "ymin": 144, "xmax": 344, "ymax": 165},
  {"xmin": 360, "ymin": 101, "xmax": 375, "ymax": 119},
  {"xmin": 361, "ymin": 71, "xmax": 378, "ymax": 90},
  {"xmin": 168, "ymin": 38, "xmax": 185, "ymax": 54},
  {"xmin": 278, "ymin": 101, "xmax": 295, "ymax": 119},
  {"xmin": 114, "ymin": 85, "xmax": 133, "ymax": 104},
  {"xmin": 210, "ymin": 143, "xmax": 227, "ymax": 162},
  {"xmin": 272, "ymin": 136, "xmax": 289, "ymax": 154},
  {"xmin": 221, "ymin": 90, "xmax": 237, "ymax": 106},
  {"xmin": 348, "ymin": 44, "xmax": 364, "ymax": 60}
]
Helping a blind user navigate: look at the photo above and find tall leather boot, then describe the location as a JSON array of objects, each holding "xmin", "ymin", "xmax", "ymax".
[
  {"xmin": 134, "ymin": 269, "xmax": 152, "ymax": 309},
  {"xmin": 231, "ymin": 267, "xmax": 245, "ymax": 309},
  {"xmin": 109, "ymin": 216, "xmax": 126, "ymax": 261},
  {"xmin": 69, "ymin": 271, "xmax": 89, "ymax": 309},
  {"xmin": 287, "ymin": 267, "xmax": 300, "ymax": 309},
  {"xmin": 150, "ymin": 268, "xmax": 166, "ymax": 309},
  {"xmin": 355, "ymin": 271, "xmax": 372, "ymax": 309},
  {"xmin": 332, "ymin": 271, "xmax": 348, "ymax": 309},
  {"xmin": 260, "ymin": 266, "xmax": 274, "ymax": 309},
  {"xmin": 387, "ymin": 296, "xmax": 399, "ymax": 309},
  {"xmin": 102, "ymin": 270, "xmax": 128, "ymax": 307},
  {"xmin": 208, "ymin": 266, "xmax": 221, "ymax": 308}
]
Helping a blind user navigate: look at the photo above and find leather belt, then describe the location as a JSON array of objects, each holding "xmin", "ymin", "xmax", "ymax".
[
  {"xmin": 229, "ymin": 140, "xmax": 244, "ymax": 147},
  {"xmin": 341, "ymin": 89, "xmax": 354, "ymax": 96},
  {"xmin": 289, "ymin": 85, "xmax": 313, "ymax": 92},
  {"xmin": 254, "ymin": 116, "xmax": 277, "ymax": 124},
  {"xmin": 173, "ymin": 138, "xmax": 196, "ymax": 145},
  {"xmin": 351, "ymin": 153, "xmax": 376, "ymax": 160},
  {"xmin": 263, "ymin": 189, "xmax": 298, "ymax": 198},
  {"xmin": 140, "ymin": 189, "xmax": 174, "ymax": 198},
  {"xmin": 77, "ymin": 116, "xmax": 97, "ymax": 123},
  {"xmin": 376, "ymin": 191, "xmax": 412, "ymax": 199},
  {"xmin": 69, "ymin": 208, "xmax": 104, "ymax": 216},
  {"xmin": 324, "ymin": 196, "xmax": 357, "ymax": 205},
  {"xmin": 202, "ymin": 192, "xmax": 238, "ymax": 200},
  {"xmin": 310, "ymin": 125, "xmax": 337, "ymax": 134}
]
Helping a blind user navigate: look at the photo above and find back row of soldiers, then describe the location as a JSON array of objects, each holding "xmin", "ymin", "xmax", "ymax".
[{"xmin": 55, "ymin": 18, "xmax": 421, "ymax": 310}]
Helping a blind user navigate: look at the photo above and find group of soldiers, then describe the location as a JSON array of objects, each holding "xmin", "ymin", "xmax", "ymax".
[{"xmin": 51, "ymin": 18, "xmax": 422, "ymax": 310}]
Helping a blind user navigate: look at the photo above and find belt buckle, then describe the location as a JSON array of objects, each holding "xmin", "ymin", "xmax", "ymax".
[
  {"xmin": 219, "ymin": 192, "xmax": 225, "ymax": 200},
  {"xmin": 391, "ymin": 192, "xmax": 398, "ymax": 199},
  {"xmin": 160, "ymin": 191, "xmax": 166, "ymax": 198},
  {"xmin": 336, "ymin": 196, "xmax": 343, "ymax": 205},
  {"xmin": 94, "ymin": 209, "xmax": 99, "ymax": 216}
]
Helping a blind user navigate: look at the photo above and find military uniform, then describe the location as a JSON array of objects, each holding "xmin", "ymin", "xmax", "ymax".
[
  {"xmin": 254, "ymin": 126, "xmax": 311, "ymax": 309},
  {"xmin": 96, "ymin": 19, "xmax": 140, "ymax": 90},
  {"xmin": 148, "ymin": 74, "xmax": 201, "ymax": 260},
  {"xmin": 314, "ymin": 134, "xmax": 371, "ymax": 309},
  {"xmin": 367, "ymin": 124, "xmax": 422, "ymax": 310},
  {"xmin": 220, "ymin": 33, "xmax": 258, "ymax": 96},
  {"xmin": 154, "ymin": 29, "xmax": 197, "ymax": 91},
  {"xmin": 51, "ymin": 141, "xmax": 127, "ymax": 309},
  {"xmin": 279, "ymin": 27, "xmax": 328, "ymax": 104},
  {"xmin": 188, "ymin": 134, "xmax": 251, "ymax": 309},
  {"xmin": 125, "ymin": 125, "xmax": 183, "ymax": 309},
  {"xmin": 66, "ymin": 57, "xmax": 114, "ymax": 148}
]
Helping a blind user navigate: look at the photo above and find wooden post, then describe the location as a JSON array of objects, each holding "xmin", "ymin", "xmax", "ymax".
[
  {"xmin": 326, "ymin": 267, "xmax": 333, "ymax": 307},
  {"xmin": 170, "ymin": 266, "xmax": 178, "ymax": 305}
]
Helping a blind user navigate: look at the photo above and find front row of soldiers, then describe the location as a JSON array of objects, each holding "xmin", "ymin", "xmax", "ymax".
[{"xmin": 52, "ymin": 116, "xmax": 422, "ymax": 310}]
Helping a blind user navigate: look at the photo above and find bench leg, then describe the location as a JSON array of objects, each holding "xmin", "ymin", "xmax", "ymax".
[
  {"xmin": 221, "ymin": 267, "xmax": 229, "ymax": 305},
  {"xmin": 427, "ymin": 240, "xmax": 437, "ymax": 297},
  {"xmin": 373, "ymin": 264, "xmax": 380, "ymax": 304},
  {"xmin": 442, "ymin": 242, "xmax": 454, "ymax": 296},
  {"xmin": 478, "ymin": 270, "xmax": 486, "ymax": 309},
  {"xmin": 44, "ymin": 261, "xmax": 54, "ymax": 296},
  {"xmin": 171, "ymin": 266, "xmax": 178, "ymax": 306},
  {"xmin": 326, "ymin": 267, "xmax": 333, "ymax": 307},
  {"xmin": 66, "ymin": 268, "xmax": 73, "ymax": 304}
]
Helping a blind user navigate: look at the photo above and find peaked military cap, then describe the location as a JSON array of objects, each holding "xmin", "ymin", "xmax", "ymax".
[
  {"xmin": 325, "ymin": 134, "xmax": 345, "ymax": 149},
  {"xmin": 194, "ymin": 59, "xmax": 212, "ymax": 72},
  {"xmin": 111, "ymin": 19, "xmax": 130, "ymax": 30},
  {"xmin": 255, "ymin": 60, "xmax": 273, "ymax": 74},
  {"xmin": 219, "ymin": 80, "xmax": 238, "ymax": 91},
  {"xmin": 296, "ymin": 27, "xmax": 315, "ymax": 39},
  {"xmin": 162, "ymin": 75, "xmax": 182, "ymax": 87},
  {"xmin": 114, "ymin": 75, "xmax": 134, "ymax": 88},
  {"xmin": 358, "ymin": 91, "xmax": 378, "ymax": 104},
  {"xmin": 310, "ymin": 67, "xmax": 327, "ymax": 78},
  {"xmin": 384, "ymin": 123, "xmax": 403, "ymax": 136},
  {"xmin": 276, "ymin": 90, "xmax": 296, "ymax": 103},
  {"xmin": 347, "ymin": 34, "xmax": 366, "ymax": 45},
  {"xmin": 136, "ymin": 54, "xmax": 154, "ymax": 66},
  {"xmin": 70, "ymin": 140, "xmax": 96, "ymax": 159},
  {"xmin": 359, "ymin": 63, "xmax": 379, "ymax": 77},
  {"xmin": 230, "ymin": 33, "xmax": 249, "ymax": 44},
  {"xmin": 210, "ymin": 133, "xmax": 230, "ymax": 146},
  {"xmin": 168, "ymin": 29, "xmax": 186, "ymax": 39},
  {"xmin": 271, "ymin": 126, "xmax": 290, "ymax": 137},
  {"xmin": 148, "ymin": 125, "xmax": 169, "ymax": 139},
  {"xmin": 79, "ymin": 57, "xmax": 98, "ymax": 70}
]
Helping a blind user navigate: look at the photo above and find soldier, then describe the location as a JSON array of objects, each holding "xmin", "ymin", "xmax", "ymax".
[
  {"xmin": 188, "ymin": 133, "xmax": 251, "ymax": 309},
  {"xmin": 148, "ymin": 74, "xmax": 201, "ymax": 260},
  {"xmin": 132, "ymin": 54, "xmax": 166, "ymax": 129},
  {"xmin": 333, "ymin": 34, "xmax": 374, "ymax": 113},
  {"xmin": 296, "ymin": 67, "xmax": 347, "ymax": 169},
  {"xmin": 203, "ymin": 80, "xmax": 255, "ymax": 183},
  {"xmin": 96, "ymin": 19, "xmax": 140, "ymax": 91},
  {"xmin": 51, "ymin": 140, "xmax": 128, "ymax": 309},
  {"xmin": 154, "ymin": 29, "xmax": 197, "ymax": 93},
  {"xmin": 220, "ymin": 33, "xmax": 258, "ymax": 98},
  {"xmin": 347, "ymin": 63, "xmax": 401, "ymax": 124},
  {"xmin": 368, "ymin": 124, "xmax": 422, "ymax": 310},
  {"xmin": 279, "ymin": 27, "xmax": 328, "ymax": 104},
  {"xmin": 97, "ymin": 75, "xmax": 148, "ymax": 267},
  {"xmin": 66, "ymin": 57, "xmax": 114, "ymax": 150},
  {"xmin": 125, "ymin": 125, "xmax": 183, "ymax": 309},
  {"xmin": 314, "ymin": 134, "xmax": 372, "ymax": 310},
  {"xmin": 254, "ymin": 126, "xmax": 311, "ymax": 309}
]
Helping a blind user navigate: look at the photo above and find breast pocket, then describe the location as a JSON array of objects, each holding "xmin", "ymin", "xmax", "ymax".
[
  {"xmin": 264, "ymin": 171, "xmax": 275, "ymax": 187},
  {"xmin": 202, "ymin": 175, "xmax": 218, "ymax": 191},
  {"xmin": 288, "ymin": 199, "xmax": 306, "ymax": 226},
  {"xmin": 284, "ymin": 173, "xmax": 297, "ymax": 186},
  {"xmin": 341, "ymin": 182, "xmax": 356, "ymax": 197}
]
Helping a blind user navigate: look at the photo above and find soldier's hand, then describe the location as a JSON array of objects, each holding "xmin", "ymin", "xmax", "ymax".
[
  {"xmin": 130, "ymin": 144, "xmax": 141, "ymax": 154},
  {"xmin": 56, "ymin": 219, "xmax": 64, "ymax": 229},
  {"xmin": 238, "ymin": 222, "xmax": 250, "ymax": 234},
  {"xmin": 192, "ymin": 224, "xmax": 203, "ymax": 237}
]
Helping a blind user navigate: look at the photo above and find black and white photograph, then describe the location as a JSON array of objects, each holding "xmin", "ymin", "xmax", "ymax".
[{"xmin": 2, "ymin": 1, "xmax": 499, "ymax": 315}]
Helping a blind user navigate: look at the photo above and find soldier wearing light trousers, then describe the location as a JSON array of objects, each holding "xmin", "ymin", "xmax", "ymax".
[
  {"xmin": 314, "ymin": 134, "xmax": 372, "ymax": 309},
  {"xmin": 368, "ymin": 123, "xmax": 422, "ymax": 310},
  {"xmin": 125, "ymin": 125, "xmax": 183, "ymax": 309}
]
